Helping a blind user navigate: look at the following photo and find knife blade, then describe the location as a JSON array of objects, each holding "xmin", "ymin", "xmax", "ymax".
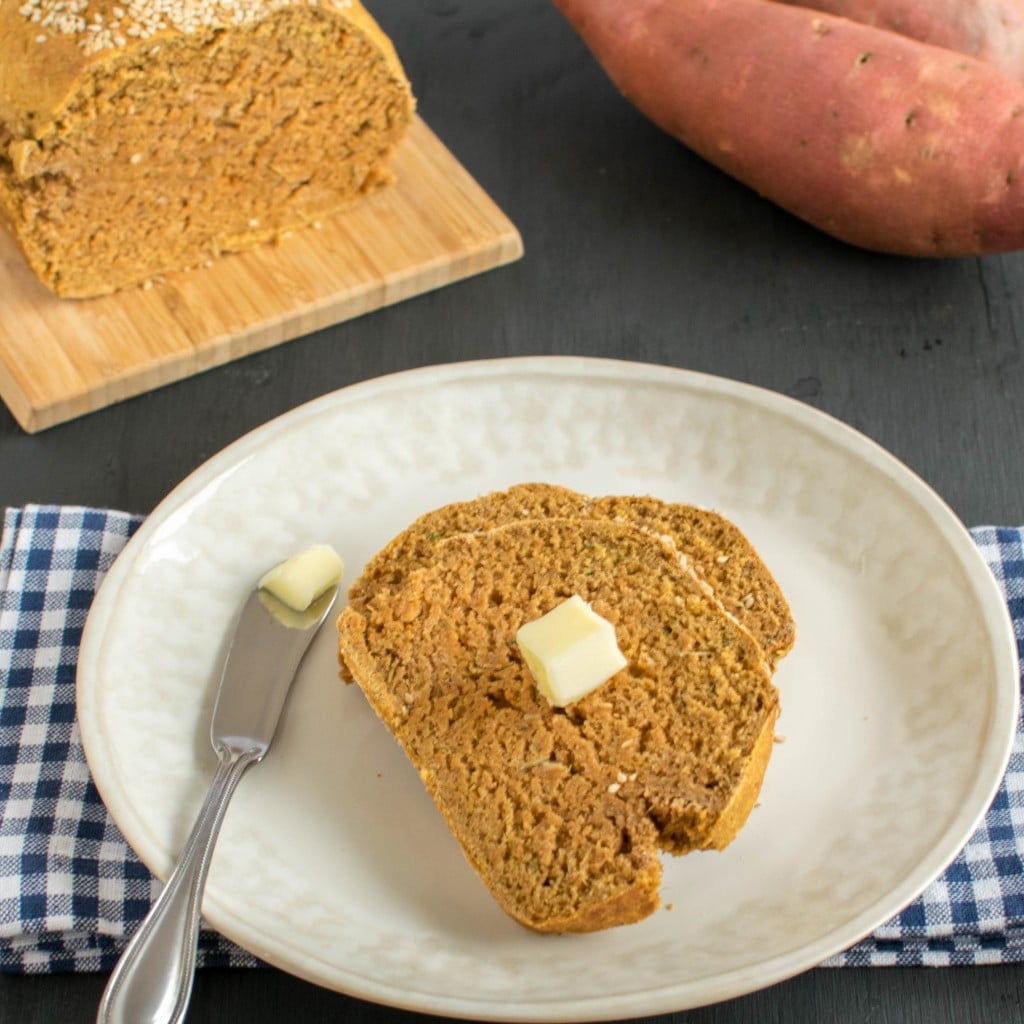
[{"xmin": 96, "ymin": 573, "xmax": 339, "ymax": 1024}]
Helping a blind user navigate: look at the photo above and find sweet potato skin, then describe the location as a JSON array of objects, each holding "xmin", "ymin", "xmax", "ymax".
[
  {"xmin": 779, "ymin": 0, "xmax": 1024, "ymax": 81},
  {"xmin": 552, "ymin": 0, "xmax": 1024, "ymax": 256}
]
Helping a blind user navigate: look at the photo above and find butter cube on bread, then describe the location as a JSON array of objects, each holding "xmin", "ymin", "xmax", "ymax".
[
  {"xmin": 516, "ymin": 595, "xmax": 627, "ymax": 708},
  {"xmin": 337, "ymin": 487, "xmax": 793, "ymax": 933},
  {"xmin": 0, "ymin": 0, "xmax": 414, "ymax": 296}
]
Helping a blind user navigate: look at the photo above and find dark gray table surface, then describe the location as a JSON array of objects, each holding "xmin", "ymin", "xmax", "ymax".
[{"xmin": 4, "ymin": 1, "xmax": 1024, "ymax": 1021}]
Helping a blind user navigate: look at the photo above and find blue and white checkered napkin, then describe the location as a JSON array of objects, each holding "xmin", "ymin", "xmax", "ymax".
[
  {"xmin": 1, "ymin": 505, "xmax": 1023, "ymax": 973},
  {"xmin": 823, "ymin": 525, "xmax": 1024, "ymax": 967},
  {"xmin": 0, "ymin": 505, "xmax": 259, "ymax": 973}
]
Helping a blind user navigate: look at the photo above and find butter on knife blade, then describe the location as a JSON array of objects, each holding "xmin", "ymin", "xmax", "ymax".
[{"xmin": 259, "ymin": 543, "xmax": 344, "ymax": 612}]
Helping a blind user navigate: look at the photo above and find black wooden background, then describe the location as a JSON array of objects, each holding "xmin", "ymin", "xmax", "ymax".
[{"xmin": 3, "ymin": 1, "xmax": 1024, "ymax": 1020}]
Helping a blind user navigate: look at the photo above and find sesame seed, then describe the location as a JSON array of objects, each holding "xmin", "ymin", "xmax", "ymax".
[{"xmin": 16, "ymin": 0, "xmax": 351, "ymax": 53}]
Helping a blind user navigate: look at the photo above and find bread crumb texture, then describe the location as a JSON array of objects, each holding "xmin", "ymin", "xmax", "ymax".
[
  {"xmin": 338, "ymin": 487, "xmax": 792, "ymax": 933},
  {"xmin": 348, "ymin": 482, "xmax": 795, "ymax": 668},
  {"xmin": 0, "ymin": 0, "xmax": 415, "ymax": 295}
]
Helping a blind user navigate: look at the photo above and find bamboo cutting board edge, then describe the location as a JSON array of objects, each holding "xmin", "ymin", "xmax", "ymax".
[{"xmin": 0, "ymin": 117, "xmax": 523, "ymax": 433}]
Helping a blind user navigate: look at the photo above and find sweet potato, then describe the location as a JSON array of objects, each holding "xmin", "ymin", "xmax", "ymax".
[
  {"xmin": 552, "ymin": 0, "xmax": 1024, "ymax": 256},
  {"xmin": 778, "ymin": 0, "xmax": 1024, "ymax": 81}
]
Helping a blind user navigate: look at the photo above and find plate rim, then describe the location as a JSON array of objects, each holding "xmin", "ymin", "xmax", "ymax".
[{"xmin": 77, "ymin": 355, "xmax": 1020, "ymax": 1020}]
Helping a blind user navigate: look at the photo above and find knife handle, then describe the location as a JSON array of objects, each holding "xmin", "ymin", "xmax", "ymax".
[{"xmin": 96, "ymin": 748, "xmax": 262, "ymax": 1024}]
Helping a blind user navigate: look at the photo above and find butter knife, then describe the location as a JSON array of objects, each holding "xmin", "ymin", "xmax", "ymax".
[{"xmin": 96, "ymin": 578, "xmax": 339, "ymax": 1024}]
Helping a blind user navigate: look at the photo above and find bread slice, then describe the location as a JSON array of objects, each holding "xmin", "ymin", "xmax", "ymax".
[
  {"xmin": 0, "ymin": 0, "xmax": 414, "ymax": 296},
  {"xmin": 337, "ymin": 517, "xmax": 779, "ymax": 933},
  {"xmin": 348, "ymin": 483, "xmax": 795, "ymax": 668}
]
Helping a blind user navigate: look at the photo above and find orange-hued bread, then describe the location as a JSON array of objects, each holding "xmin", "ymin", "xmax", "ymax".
[
  {"xmin": 338, "ymin": 517, "xmax": 780, "ymax": 933},
  {"xmin": 0, "ymin": 0, "xmax": 414, "ymax": 296},
  {"xmin": 348, "ymin": 483, "xmax": 795, "ymax": 668}
]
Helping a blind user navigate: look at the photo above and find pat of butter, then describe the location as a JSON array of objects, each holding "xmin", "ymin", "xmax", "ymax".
[
  {"xmin": 259, "ymin": 544, "xmax": 344, "ymax": 611},
  {"xmin": 516, "ymin": 595, "xmax": 627, "ymax": 708}
]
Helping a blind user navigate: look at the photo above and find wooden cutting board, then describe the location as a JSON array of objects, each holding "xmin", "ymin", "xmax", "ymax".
[{"xmin": 0, "ymin": 117, "xmax": 523, "ymax": 433}]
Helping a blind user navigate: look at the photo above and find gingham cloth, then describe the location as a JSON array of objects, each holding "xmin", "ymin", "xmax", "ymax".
[
  {"xmin": 0, "ymin": 506, "xmax": 258, "ymax": 973},
  {"xmin": 0, "ymin": 506, "xmax": 1022, "ymax": 973}
]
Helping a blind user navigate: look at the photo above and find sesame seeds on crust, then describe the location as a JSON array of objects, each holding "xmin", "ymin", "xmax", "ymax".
[{"xmin": 14, "ymin": 0, "xmax": 352, "ymax": 54}]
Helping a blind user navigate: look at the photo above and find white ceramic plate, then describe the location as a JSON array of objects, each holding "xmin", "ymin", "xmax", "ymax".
[{"xmin": 78, "ymin": 356, "xmax": 1019, "ymax": 1021}]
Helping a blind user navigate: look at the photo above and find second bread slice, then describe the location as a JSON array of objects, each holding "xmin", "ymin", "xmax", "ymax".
[{"xmin": 346, "ymin": 483, "xmax": 795, "ymax": 668}]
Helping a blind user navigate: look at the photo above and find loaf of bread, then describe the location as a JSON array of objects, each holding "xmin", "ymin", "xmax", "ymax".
[
  {"xmin": 338, "ymin": 515, "xmax": 781, "ymax": 933},
  {"xmin": 348, "ymin": 483, "xmax": 795, "ymax": 668},
  {"xmin": 0, "ymin": 0, "xmax": 414, "ymax": 296}
]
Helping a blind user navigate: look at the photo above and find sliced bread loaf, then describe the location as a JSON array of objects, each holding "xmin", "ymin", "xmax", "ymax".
[
  {"xmin": 337, "ymin": 517, "xmax": 779, "ymax": 933},
  {"xmin": 0, "ymin": 0, "xmax": 414, "ymax": 296}
]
